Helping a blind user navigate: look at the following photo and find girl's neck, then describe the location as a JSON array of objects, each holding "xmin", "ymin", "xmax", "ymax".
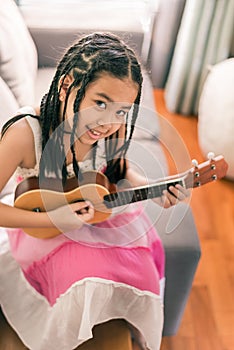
[
  {"xmin": 75, "ymin": 140, "xmax": 93, "ymax": 162},
  {"xmin": 64, "ymin": 135, "xmax": 92, "ymax": 164}
]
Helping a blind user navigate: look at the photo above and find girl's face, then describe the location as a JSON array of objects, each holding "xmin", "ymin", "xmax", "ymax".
[{"xmin": 62, "ymin": 73, "xmax": 139, "ymax": 145}]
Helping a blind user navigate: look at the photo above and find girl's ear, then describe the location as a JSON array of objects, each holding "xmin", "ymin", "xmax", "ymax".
[{"xmin": 58, "ymin": 74, "xmax": 74, "ymax": 101}]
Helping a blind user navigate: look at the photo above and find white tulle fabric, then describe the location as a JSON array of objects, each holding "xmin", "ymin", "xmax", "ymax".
[{"xmin": 0, "ymin": 239, "xmax": 163, "ymax": 350}]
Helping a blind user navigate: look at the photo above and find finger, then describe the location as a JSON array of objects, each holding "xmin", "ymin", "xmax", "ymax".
[
  {"xmin": 75, "ymin": 201, "xmax": 94, "ymax": 216},
  {"xmin": 79, "ymin": 208, "xmax": 88, "ymax": 214},
  {"xmin": 175, "ymin": 184, "xmax": 191, "ymax": 198},
  {"xmin": 168, "ymin": 186, "xmax": 185, "ymax": 201},
  {"xmin": 162, "ymin": 189, "xmax": 178, "ymax": 206},
  {"xmin": 76, "ymin": 208, "xmax": 94, "ymax": 222},
  {"xmin": 71, "ymin": 201, "xmax": 94, "ymax": 213},
  {"xmin": 161, "ymin": 191, "xmax": 173, "ymax": 208}
]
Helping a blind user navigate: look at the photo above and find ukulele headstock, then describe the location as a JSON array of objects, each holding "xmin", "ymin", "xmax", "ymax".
[{"xmin": 184, "ymin": 153, "xmax": 228, "ymax": 189}]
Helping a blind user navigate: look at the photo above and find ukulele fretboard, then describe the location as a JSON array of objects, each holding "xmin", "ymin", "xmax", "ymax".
[{"xmin": 103, "ymin": 178, "xmax": 185, "ymax": 208}]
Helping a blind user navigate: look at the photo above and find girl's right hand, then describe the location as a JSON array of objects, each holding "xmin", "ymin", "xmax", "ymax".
[{"xmin": 48, "ymin": 201, "xmax": 94, "ymax": 233}]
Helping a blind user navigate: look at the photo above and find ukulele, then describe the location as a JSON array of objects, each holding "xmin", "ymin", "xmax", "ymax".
[{"xmin": 14, "ymin": 154, "xmax": 228, "ymax": 239}]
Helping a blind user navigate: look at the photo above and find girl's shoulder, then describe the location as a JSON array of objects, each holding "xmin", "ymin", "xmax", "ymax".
[
  {"xmin": 1, "ymin": 107, "xmax": 42, "ymax": 180},
  {"xmin": 1, "ymin": 106, "xmax": 39, "ymax": 138},
  {"xmin": 2, "ymin": 106, "xmax": 40, "ymax": 146},
  {"xmin": 1, "ymin": 115, "xmax": 34, "ymax": 149}
]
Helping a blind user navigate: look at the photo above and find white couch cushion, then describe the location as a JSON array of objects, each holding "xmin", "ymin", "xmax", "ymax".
[
  {"xmin": 0, "ymin": 0, "xmax": 38, "ymax": 106},
  {"xmin": 198, "ymin": 58, "xmax": 234, "ymax": 180},
  {"xmin": 0, "ymin": 77, "xmax": 19, "ymax": 129},
  {"xmin": 0, "ymin": 77, "xmax": 18, "ymax": 200}
]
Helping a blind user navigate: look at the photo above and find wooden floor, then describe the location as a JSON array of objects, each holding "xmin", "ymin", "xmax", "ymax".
[{"xmin": 155, "ymin": 90, "xmax": 234, "ymax": 350}]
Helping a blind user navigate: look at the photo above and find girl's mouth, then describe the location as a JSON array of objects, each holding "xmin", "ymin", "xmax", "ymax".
[{"xmin": 86, "ymin": 128, "xmax": 102, "ymax": 140}]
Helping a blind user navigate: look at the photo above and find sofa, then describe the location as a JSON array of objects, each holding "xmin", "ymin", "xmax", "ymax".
[{"xmin": 0, "ymin": 0, "xmax": 200, "ymax": 343}]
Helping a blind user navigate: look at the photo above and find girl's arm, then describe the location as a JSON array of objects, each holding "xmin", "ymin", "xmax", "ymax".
[
  {"xmin": 0, "ymin": 201, "xmax": 94, "ymax": 231},
  {"xmin": 0, "ymin": 120, "xmax": 94, "ymax": 231},
  {"xmin": 125, "ymin": 163, "xmax": 190, "ymax": 208}
]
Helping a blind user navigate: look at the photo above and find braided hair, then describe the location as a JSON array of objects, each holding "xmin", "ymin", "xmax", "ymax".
[{"xmin": 2, "ymin": 32, "xmax": 143, "ymax": 185}]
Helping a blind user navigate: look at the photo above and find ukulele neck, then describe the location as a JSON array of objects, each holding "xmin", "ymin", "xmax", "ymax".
[{"xmin": 103, "ymin": 177, "xmax": 186, "ymax": 208}]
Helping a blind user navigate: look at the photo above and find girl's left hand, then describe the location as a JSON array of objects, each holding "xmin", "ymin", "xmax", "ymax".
[{"xmin": 155, "ymin": 184, "xmax": 190, "ymax": 208}]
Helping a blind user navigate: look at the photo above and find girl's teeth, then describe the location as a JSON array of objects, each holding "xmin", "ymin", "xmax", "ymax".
[{"xmin": 91, "ymin": 129, "xmax": 100, "ymax": 135}]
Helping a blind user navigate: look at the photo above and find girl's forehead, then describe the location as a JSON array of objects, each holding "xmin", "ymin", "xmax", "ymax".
[{"xmin": 87, "ymin": 73, "xmax": 139, "ymax": 103}]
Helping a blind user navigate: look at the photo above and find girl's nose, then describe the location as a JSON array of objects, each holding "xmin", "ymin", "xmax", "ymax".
[
  {"xmin": 97, "ymin": 119, "xmax": 105, "ymax": 126},
  {"xmin": 96, "ymin": 119, "xmax": 112, "ymax": 131}
]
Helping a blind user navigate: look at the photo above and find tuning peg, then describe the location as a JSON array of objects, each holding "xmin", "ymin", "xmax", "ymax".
[
  {"xmin": 207, "ymin": 152, "xmax": 215, "ymax": 160},
  {"xmin": 191, "ymin": 159, "xmax": 199, "ymax": 168},
  {"xmin": 207, "ymin": 152, "xmax": 217, "ymax": 170},
  {"xmin": 192, "ymin": 159, "xmax": 200, "ymax": 179}
]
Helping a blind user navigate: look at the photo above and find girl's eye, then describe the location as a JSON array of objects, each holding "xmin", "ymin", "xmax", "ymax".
[
  {"xmin": 96, "ymin": 100, "xmax": 106, "ymax": 110},
  {"xmin": 116, "ymin": 110, "xmax": 127, "ymax": 118}
]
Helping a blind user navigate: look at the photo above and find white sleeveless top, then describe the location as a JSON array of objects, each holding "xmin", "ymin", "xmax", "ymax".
[{"xmin": 15, "ymin": 106, "xmax": 107, "ymax": 181}]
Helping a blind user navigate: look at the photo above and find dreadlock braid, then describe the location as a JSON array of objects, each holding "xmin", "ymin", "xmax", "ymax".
[{"xmin": 37, "ymin": 32, "xmax": 143, "ymax": 184}]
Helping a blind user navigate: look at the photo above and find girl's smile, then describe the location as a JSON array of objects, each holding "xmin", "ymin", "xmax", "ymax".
[{"xmin": 86, "ymin": 127, "xmax": 107, "ymax": 140}]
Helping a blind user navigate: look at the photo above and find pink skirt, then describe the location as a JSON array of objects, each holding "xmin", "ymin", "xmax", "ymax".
[
  {"xmin": 9, "ymin": 204, "xmax": 165, "ymax": 305},
  {"xmin": 24, "ymin": 240, "xmax": 163, "ymax": 306},
  {"xmin": 4, "ymin": 204, "xmax": 165, "ymax": 349}
]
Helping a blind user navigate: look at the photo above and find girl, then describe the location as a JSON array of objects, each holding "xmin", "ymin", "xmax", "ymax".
[{"xmin": 0, "ymin": 32, "xmax": 188, "ymax": 350}]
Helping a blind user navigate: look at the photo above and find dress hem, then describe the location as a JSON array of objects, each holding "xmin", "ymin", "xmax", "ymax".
[{"xmin": 0, "ymin": 245, "xmax": 164, "ymax": 350}]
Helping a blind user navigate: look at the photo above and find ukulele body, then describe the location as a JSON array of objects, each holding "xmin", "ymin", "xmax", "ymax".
[{"xmin": 14, "ymin": 171, "xmax": 116, "ymax": 239}]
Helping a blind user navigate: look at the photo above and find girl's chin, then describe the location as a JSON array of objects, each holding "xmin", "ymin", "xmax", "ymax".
[{"xmin": 79, "ymin": 134, "xmax": 101, "ymax": 145}]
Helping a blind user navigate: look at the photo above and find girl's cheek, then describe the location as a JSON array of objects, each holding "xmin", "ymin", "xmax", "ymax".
[{"xmin": 110, "ymin": 124, "xmax": 122, "ymax": 135}]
